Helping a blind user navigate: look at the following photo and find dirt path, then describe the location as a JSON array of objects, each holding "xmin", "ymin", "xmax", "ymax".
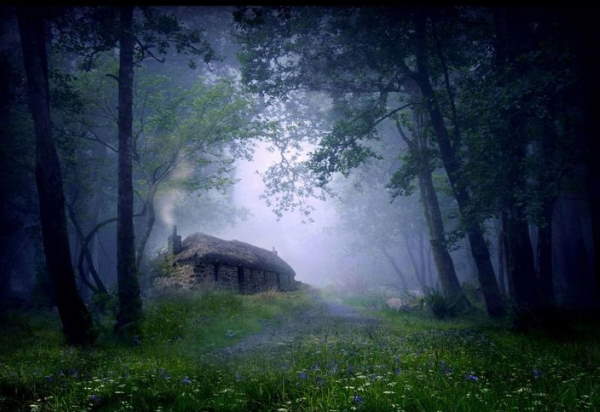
[{"xmin": 217, "ymin": 291, "xmax": 379, "ymax": 357}]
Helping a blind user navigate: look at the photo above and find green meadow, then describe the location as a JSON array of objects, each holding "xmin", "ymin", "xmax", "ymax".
[{"xmin": 0, "ymin": 289, "xmax": 598, "ymax": 411}]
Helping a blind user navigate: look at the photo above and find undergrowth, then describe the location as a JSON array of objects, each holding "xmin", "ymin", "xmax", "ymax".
[{"xmin": 0, "ymin": 288, "xmax": 598, "ymax": 411}]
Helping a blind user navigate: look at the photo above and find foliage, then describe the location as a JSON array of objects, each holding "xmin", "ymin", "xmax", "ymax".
[{"xmin": 423, "ymin": 288, "xmax": 468, "ymax": 319}]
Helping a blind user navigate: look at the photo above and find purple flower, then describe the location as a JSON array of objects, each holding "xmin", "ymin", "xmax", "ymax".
[
  {"xmin": 182, "ymin": 376, "xmax": 192, "ymax": 384},
  {"xmin": 298, "ymin": 372, "xmax": 308, "ymax": 380},
  {"xmin": 532, "ymin": 369, "xmax": 542, "ymax": 379},
  {"xmin": 439, "ymin": 361, "xmax": 453, "ymax": 375},
  {"xmin": 353, "ymin": 395, "xmax": 364, "ymax": 404},
  {"xmin": 466, "ymin": 374, "xmax": 479, "ymax": 382},
  {"xmin": 158, "ymin": 369, "xmax": 171, "ymax": 380},
  {"xmin": 88, "ymin": 394, "xmax": 101, "ymax": 403}
]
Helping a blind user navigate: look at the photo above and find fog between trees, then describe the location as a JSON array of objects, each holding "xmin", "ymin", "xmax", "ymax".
[{"xmin": 1, "ymin": 6, "xmax": 599, "ymax": 343}]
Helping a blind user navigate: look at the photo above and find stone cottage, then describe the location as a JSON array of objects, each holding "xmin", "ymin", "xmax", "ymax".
[{"xmin": 155, "ymin": 228, "xmax": 297, "ymax": 293}]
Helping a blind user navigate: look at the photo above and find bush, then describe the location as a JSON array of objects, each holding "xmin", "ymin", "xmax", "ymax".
[{"xmin": 423, "ymin": 289, "xmax": 460, "ymax": 319}]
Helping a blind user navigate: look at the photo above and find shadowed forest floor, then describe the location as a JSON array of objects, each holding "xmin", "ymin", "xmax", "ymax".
[{"xmin": 0, "ymin": 288, "xmax": 599, "ymax": 411}]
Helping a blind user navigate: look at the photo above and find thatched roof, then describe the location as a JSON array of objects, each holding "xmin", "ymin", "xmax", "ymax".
[{"xmin": 174, "ymin": 233, "xmax": 296, "ymax": 277}]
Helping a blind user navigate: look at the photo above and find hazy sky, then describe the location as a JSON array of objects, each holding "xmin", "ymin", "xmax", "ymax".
[{"xmin": 214, "ymin": 142, "xmax": 340, "ymax": 286}]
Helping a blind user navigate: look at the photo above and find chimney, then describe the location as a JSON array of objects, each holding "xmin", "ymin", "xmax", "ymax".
[{"xmin": 168, "ymin": 225, "xmax": 182, "ymax": 255}]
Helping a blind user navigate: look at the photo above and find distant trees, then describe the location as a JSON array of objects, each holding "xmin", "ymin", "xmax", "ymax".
[
  {"xmin": 56, "ymin": 5, "xmax": 216, "ymax": 335},
  {"xmin": 235, "ymin": 6, "xmax": 598, "ymax": 321},
  {"xmin": 235, "ymin": 6, "xmax": 492, "ymax": 314},
  {"xmin": 6, "ymin": 6, "xmax": 259, "ymax": 344}
]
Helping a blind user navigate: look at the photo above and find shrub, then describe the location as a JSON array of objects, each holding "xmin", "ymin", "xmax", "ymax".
[{"xmin": 423, "ymin": 289, "xmax": 460, "ymax": 319}]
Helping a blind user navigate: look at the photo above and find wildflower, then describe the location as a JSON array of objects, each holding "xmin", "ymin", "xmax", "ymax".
[
  {"xmin": 465, "ymin": 374, "xmax": 479, "ymax": 382},
  {"xmin": 44, "ymin": 375, "xmax": 53, "ymax": 382},
  {"xmin": 532, "ymin": 369, "xmax": 542, "ymax": 379},
  {"xmin": 298, "ymin": 372, "xmax": 308, "ymax": 380},
  {"xmin": 439, "ymin": 362, "xmax": 453, "ymax": 375},
  {"xmin": 88, "ymin": 394, "xmax": 101, "ymax": 403},
  {"xmin": 182, "ymin": 376, "xmax": 192, "ymax": 385},
  {"xmin": 316, "ymin": 376, "xmax": 325, "ymax": 386},
  {"xmin": 352, "ymin": 395, "xmax": 364, "ymax": 404}
]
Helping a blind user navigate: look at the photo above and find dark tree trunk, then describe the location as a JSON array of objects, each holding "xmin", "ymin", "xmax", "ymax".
[
  {"xmin": 503, "ymin": 204, "xmax": 541, "ymax": 315},
  {"xmin": 567, "ymin": 9, "xmax": 600, "ymax": 303},
  {"xmin": 413, "ymin": 13, "xmax": 504, "ymax": 317},
  {"xmin": 17, "ymin": 8, "xmax": 94, "ymax": 345},
  {"xmin": 396, "ymin": 83, "xmax": 468, "ymax": 307},
  {"xmin": 493, "ymin": 8, "xmax": 543, "ymax": 322},
  {"xmin": 537, "ymin": 200, "xmax": 556, "ymax": 310},
  {"xmin": 416, "ymin": 167, "xmax": 469, "ymax": 309},
  {"xmin": 115, "ymin": 6, "xmax": 142, "ymax": 333}
]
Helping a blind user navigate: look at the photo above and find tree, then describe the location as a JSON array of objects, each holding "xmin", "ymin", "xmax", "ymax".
[
  {"xmin": 16, "ymin": 7, "xmax": 95, "ymax": 345},
  {"xmin": 236, "ymin": 6, "xmax": 495, "ymax": 314},
  {"xmin": 54, "ymin": 6, "xmax": 215, "ymax": 333},
  {"xmin": 115, "ymin": 6, "xmax": 141, "ymax": 332},
  {"xmin": 389, "ymin": 91, "xmax": 469, "ymax": 309}
]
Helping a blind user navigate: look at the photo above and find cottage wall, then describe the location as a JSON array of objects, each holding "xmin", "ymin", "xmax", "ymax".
[
  {"xmin": 265, "ymin": 271, "xmax": 278, "ymax": 290},
  {"xmin": 157, "ymin": 258, "xmax": 293, "ymax": 294},
  {"xmin": 217, "ymin": 264, "xmax": 239, "ymax": 290},
  {"xmin": 278, "ymin": 273, "xmax": 292, "ymax": 291}
]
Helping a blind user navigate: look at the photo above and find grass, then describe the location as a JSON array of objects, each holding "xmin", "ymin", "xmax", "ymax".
[{"xmin": 0, "ymin": 288, "xmax": 598, "ymax": 411}]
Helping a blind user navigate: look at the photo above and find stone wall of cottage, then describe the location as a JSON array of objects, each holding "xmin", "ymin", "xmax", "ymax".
[{"xmin": 155, "ymin": 257, "xmax": 294, "ymax": 294}]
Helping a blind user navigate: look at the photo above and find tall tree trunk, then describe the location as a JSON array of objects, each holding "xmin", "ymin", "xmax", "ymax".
[
  {"xmin": 568, "ymin": 9, "xmax": 600, "ymax": 304},
  {"xmin": 17, "ymin": 7, "xmax": 94, "ymax": 345},
  {"xmin": 395, "ymin": 84, "xmax": 468, "ymax": 308},
  {"xmin": 537, "ymin": 199, "xmax": 555, "ymax": 310},
  {"xmin": 493, "ymin": 8, "xmax": 543, "ymax": 321},
  {"xmin": 416, "ymin": 167, "xmax": 469, "ymax": 309},
  {"xmin": 413, "ymin": 12, "xmax": 504, "ymax": 317},
  {"xmin": 417, "ymin": 231, "xmax": 429, "ymax": 288},
  {"xmin": 115, "ymin": 6, "xmax": 142, "ymax": 333},
  {"xmin": 503, "ymin": 203, "xmax": 540, "ymax": 315}
]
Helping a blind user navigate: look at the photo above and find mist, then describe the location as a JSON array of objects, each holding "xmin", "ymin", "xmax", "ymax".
[{"xmin": 2, "ymin": 5, "xmax": 600, "ymax": 410}]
